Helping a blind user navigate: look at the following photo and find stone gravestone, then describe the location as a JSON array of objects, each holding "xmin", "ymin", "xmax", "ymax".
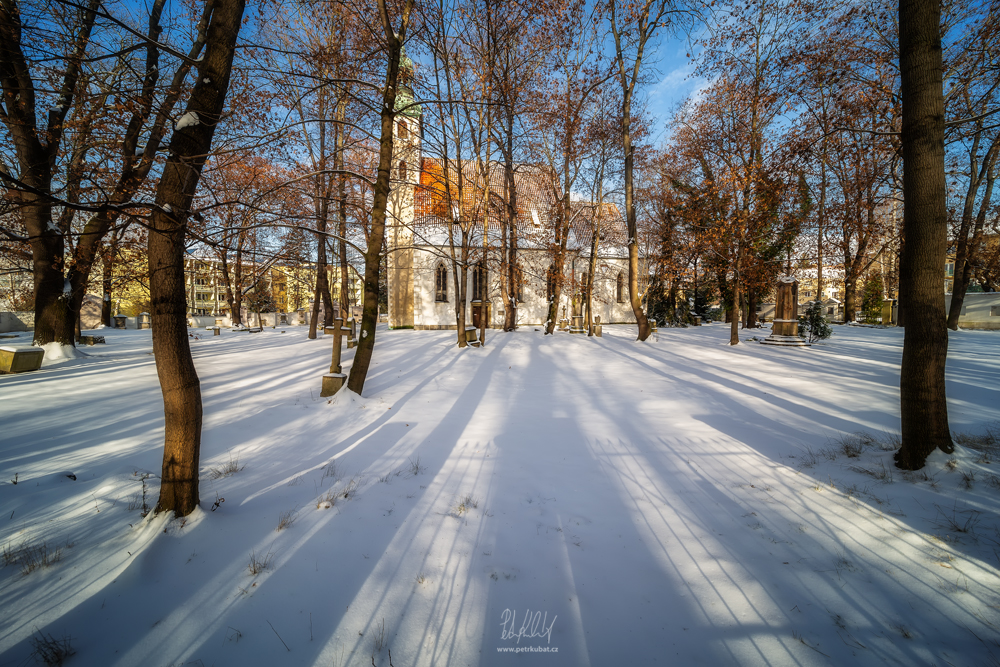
[
  {"xmin": 321, "ymin": 316, "xmax": 347, "ymax": 397},
  {"xmin": 80, "ymin": 295, "xmax": 103, "ymax": 330},
  {"xmin": 346, "ymin": 318, "xmax": 357, "ymax": 349},
  {"xmin": 761, "ymin": 276, "xmax": 808, "ymax": 346}
]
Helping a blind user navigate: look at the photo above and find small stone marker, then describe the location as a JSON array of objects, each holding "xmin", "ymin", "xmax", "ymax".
[
  {"xmin": 113, "ymin": 315, "xmax": 127, "ymax": 329},
  {"xmin": 320, "ymin": 372, "xmax": 347, "ymax": 397},
  {"xmin": 346, "ymin": 318, "xmax": 357, "ymax": 349},
  {"xmin": 881, "ymin": 299, "xmax": 896, "ymax": 325},
  {"xmin": 593, "ymin": 315, "xmax": 602, "ymax": 337},
  {"xmin": 0, "ymin": 346, "xmax": 45, "ymax": 374},
  {"xmin": 465, "ymin": 326, "xmax": 479, "ymax": 346},
  {"xmin": 570, "ymin": 315, "xmax": 585, "ymax": 334},
  {"xmin": 138, "ymin": 312, "xmax": 151, "ymax": 329},
  {"xmin": 77, "ymin": 335, "xmax": 106, "ymax": 346},
  {"xmin": 213, "ymin": 327, "xmax": 221, "ymax": 336}
]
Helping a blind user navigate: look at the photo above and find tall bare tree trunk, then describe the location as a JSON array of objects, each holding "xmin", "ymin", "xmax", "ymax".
[
  {"xmin": 151, "ymin": 0, "xmax": 245, "ymax": 516},
  {"xmin": 948, "ymin": 142, "xmax": 998, "ymax": 329},
  {"xmin": 895, "ymin": 0, "xmax": 953, "ymax": 470},
  {"xmin": 0, "ymin": 0, "xmax": 98, "ymax": 348},
  {"xmin": 347, "ymin": 0, "xmax": 413, "ymax": 395},
  {"xmin": 101, "ymin": 238, "xmax": 115, "ymax": 327}
]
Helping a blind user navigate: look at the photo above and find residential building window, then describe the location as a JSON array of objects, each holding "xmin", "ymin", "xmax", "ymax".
[
  {"xmin": 946, "ymin": 262, "xmax": 955, "ymax": 277},
  {"xmin": 435, "ymin": 263, "xmax": 448, "ymax": 302},
  {"xmin": 616, "ymin": 272, "xmax": 624, "ymax": 303}
]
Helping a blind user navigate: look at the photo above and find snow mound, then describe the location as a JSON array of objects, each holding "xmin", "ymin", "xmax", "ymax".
[{"xmin": 40, "ymin": 341, "xmax": 88, "ymax": 365}]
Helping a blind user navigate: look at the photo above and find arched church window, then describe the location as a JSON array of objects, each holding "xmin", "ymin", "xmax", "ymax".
[
  {"xmin": 398, "ymin": 120, "xmax": 408, "ymax": 139},
  {"xmin": 398, "ymin": 160, "xmax": 407, "ymax": 182},
  {"xmin": 435, "ymin": 263, "xmax": 448, "ymax": 302},
  {"xmin": 616, "ymin": 272, "xmax": 624, "ymax": 303}
]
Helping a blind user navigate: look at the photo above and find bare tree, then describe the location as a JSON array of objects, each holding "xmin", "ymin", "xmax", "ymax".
[
  {"xmin": 895, "ymin": 0, "xmax": 954, "ymax": 470},
  {"xmin": 347, "ymin": 0, "xmax": 415, "ymax": 395},
  {"xmin": 150, "ymin": 0, "xmax": 246, "ymax": 516}
]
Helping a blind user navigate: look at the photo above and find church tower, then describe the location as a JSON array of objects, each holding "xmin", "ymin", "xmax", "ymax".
[{"xmin": 386, "ymin": 48, "xmax": 421, "ymax": 329}]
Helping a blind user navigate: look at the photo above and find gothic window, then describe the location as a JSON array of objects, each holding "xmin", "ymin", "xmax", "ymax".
[
  {"xmin": 435, "ymin": 263, "xmax": 448, "ymax": 302},
  {"xmin": 616, "ymin": 272, "xmax": 624, "ymax": 303},
  {"xmin": 398, "ymin": 160, "xmax": 407, "ymax": 182},
  {"xmin": 398, "ymin": 120, "xmax": 408, "ymax": 139}
]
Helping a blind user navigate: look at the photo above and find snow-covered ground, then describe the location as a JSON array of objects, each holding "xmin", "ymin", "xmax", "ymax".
[{"xmin": 1, "ymin": 323, "xmax": 999, "ymax": 666}]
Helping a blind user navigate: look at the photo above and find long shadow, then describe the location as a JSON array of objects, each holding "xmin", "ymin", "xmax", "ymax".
[
  {"xmin": 0, "ymin": 332, "xmax": 513, "ymax": 667},
  {"xmin": 299, "ymin": 334, "xmax": 514, "ymax": 666},
  {"xmin": 564, "ymin": 330, "xmax": 1000, "ymax": 664},
  {"xmin": 0, "ymin": 330, "xmax": 466, "ymax": 663}
]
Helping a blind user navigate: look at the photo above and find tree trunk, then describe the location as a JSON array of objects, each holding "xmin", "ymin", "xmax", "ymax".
[
  {"xmin": 151, "ymin": 0, "xmax": 245, "ymax": 516},
  {"xmin": 336, "ymin": 98, "xmax": 350, "ymax": 319},
  {"xmin": 948, "ymin": 144, "xmax": 997, "ymax": 329},
  {"xmin": 101, "ymin": 236, "xmax": 117, "ymax": 327},
  {"xmin": 624, "ymin": 142, "xmax": 651, "ymax": 341},
  {"xmin": 843, "ymin": 275, "xmax": 857, "ymax": 323},
  {"xmin": 347, "ymin": 0, "xmax": 412, "ymax": 395},
  {"xmin": 545, "ymin": 206, "xmax": 569, "ymax": 335},
  {"xmin": 728, "ymin": 242, "xmax": 743, "ymax": 345},
  {"xmin": 895, "ymin": 0, "xmax": 953, "ymax": 470},
  {"xmin": 729, "ymin": 275, "xmax": 741, "ymax": 345},
  {"xmin": 503, "ymin": 134, "xmax": 518, "ymax": 332}
]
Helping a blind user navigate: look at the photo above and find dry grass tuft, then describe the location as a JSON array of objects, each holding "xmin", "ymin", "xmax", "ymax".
[
  {"xmin": 29, "ymin": 631, "xmax": 75, "ymax": 666},
  {"xmin": 248, "ymin": 549, "xmax": 274, "ymax": 575},
  {"xmin": 276, "ymin": 509, "xmax": 297, "ymax": 531},
  {"xmin": 210, "ymin": 451, "xmax": 246, "ymax": 479},
  {"xmin": 2, "ymin": 541, "xmax": 62, "ymax": 575}
]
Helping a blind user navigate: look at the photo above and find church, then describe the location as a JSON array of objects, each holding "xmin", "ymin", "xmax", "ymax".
[{"xmin": 384, "ymin": 66, "xmax": 637, "ymax": 331}]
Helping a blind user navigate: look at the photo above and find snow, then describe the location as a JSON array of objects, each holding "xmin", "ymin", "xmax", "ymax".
[
  {"xmin": 1, "ymin": 324, "xmax": 999, "ymax": 665},
  {"xmin": 40, "ymin": 341, "xmax": 87, "ymax": 364},
  {"xmin": 175, "ymin": 112, "xmax": 200, "ymax": 130}
]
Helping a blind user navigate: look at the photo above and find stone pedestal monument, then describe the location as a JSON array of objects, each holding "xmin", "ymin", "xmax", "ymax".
[{"xmin": 761, "ymin": 276, "xmax": 808, "ymax": 346}]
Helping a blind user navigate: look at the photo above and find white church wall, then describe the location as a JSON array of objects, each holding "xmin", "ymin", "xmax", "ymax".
[{"xmin": 412, "ymin": 248, "xmax": 456, "ymax": 328}]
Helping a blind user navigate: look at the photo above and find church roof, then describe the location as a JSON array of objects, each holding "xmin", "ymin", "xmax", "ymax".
[{"xmin": 412, "ymin": 158, "xmax": 625, "ymax": 253}]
